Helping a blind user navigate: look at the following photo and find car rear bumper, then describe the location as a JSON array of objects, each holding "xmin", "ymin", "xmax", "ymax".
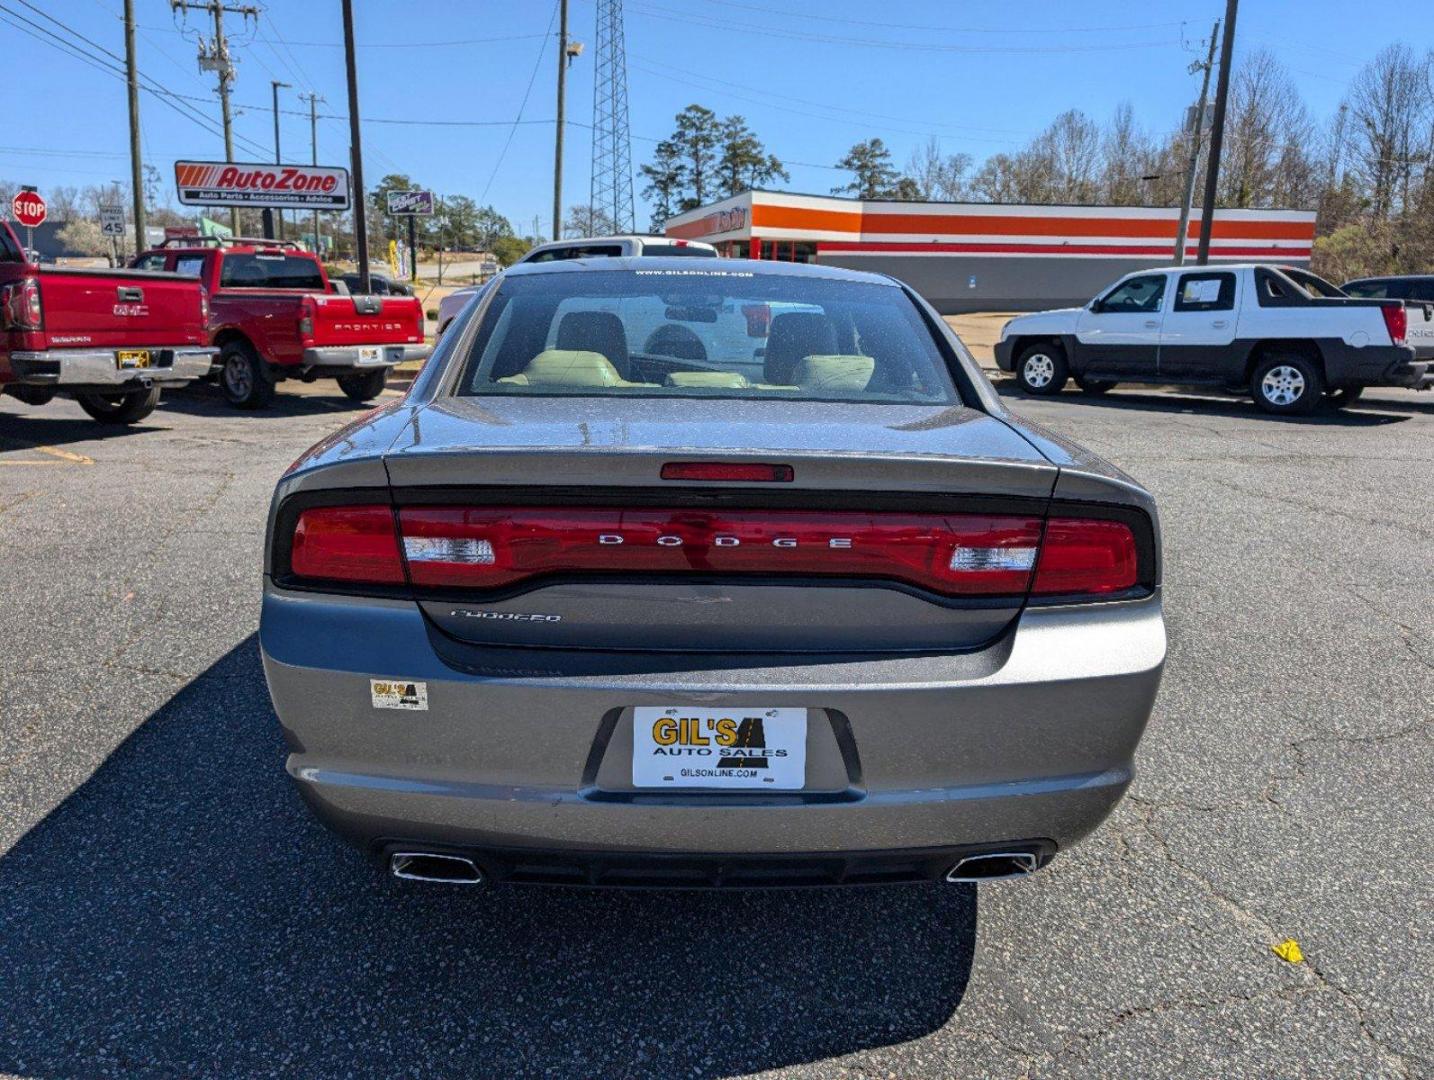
[
  {"xmin": 8, "ymin": 346, "xmax": 216, "ymax": 388},
  {"xmin": 260, "ymin": 585, "xmax": 1166, "ymax": 877},
  {"xmin": 993, "ymin": 337, "xmax": 1016, "ymax": 372},
  {"xmin": 301, "ymin": 343, "xmax": 430, "ymax": 368},
  {"xmin": 1324, "ymin": 343, "xmax": 1429, "ymax": 388}
]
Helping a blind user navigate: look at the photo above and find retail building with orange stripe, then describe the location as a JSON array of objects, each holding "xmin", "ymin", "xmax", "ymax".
[{"xmin": 665, "ymin": 190, "xmax": 1317, "ymax": 313}]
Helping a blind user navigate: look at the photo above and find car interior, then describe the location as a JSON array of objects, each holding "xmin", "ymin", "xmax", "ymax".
[{"xmin": 466, "ymin": 290, "xmax": 949, "ymax": 402}]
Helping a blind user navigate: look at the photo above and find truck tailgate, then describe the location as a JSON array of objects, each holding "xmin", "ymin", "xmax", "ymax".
[
  {"xmin": 1405, "ymin": 300, "xmax": 1434, "ymax": 361},
  {"xmin": 310, "ymin": 294, "xmax": 425, "ymax": 347},
  {"xmin": 37, "ymin": 268, "xmax": 206, "ymax": 349}
]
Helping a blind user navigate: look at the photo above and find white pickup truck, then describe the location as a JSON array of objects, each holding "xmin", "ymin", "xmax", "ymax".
[{"xmin": 994, "ymin": 263, "xmax": 1432, "ymax": 414}]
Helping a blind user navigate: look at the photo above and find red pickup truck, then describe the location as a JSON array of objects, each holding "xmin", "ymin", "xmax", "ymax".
[
  {"xmin": 132, "ymin": 237, "xmax": 428, "ymax": 408},
  {"xmin": 0, "ymin": 221, "xmax": 214, "ymax": 424}
]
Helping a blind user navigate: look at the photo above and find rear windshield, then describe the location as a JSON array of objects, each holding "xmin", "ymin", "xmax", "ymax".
[
  {"xmin": 639, "ymin": 244, "xmax": 716, "ymax": 258},
  {"xmin": 457, "ymin": 267, "xmax": 957, "ymax": 404},
  {"xmin": 219, "ymin": 253, "xmax": 325, "ymax": 289}
]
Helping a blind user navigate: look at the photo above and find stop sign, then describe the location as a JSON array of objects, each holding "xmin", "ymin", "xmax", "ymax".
[{"xmin": 11, "ymin": 190, "xmax": 46, "ymax": 228}]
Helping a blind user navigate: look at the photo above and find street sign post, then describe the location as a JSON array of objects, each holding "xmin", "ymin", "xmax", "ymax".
[
  {"xmin": 99, "ymin": 205, "xmax": 126, "ymax": 236},
  {"xmin": 11, "ymin": 189, "xmax": 46, "ymax": 259},
  {"xmin": 386, "ymin": 190, "xmax": 434, "ymax": 283},
  {"xmin": 99, "ymin": 204, "xmax": 126, "ymax": 266}
]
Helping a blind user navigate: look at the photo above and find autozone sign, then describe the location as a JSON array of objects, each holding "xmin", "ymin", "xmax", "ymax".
[{"xmin": 173, "ymin": 161, "xmax": 351, "ymax": 210}]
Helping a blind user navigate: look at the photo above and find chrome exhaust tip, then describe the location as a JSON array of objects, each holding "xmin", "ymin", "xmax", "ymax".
[
  {"xmin": 389, "ymin": 852, "xmax": 484, "ymax": 885},
  {"xmin": 944, "ymin": 851, "xmax": 1040, "ymax": 883}
]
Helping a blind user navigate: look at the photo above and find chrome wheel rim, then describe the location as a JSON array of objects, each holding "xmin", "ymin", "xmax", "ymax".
[
  {"xmin": 223, "ymin": 355, "xmax": 251, "ymax": 398},
  {"xmin": 1023, "ymin": 353, "xmax": 1055, "ymax": 388},
  {"xmin": 1260, "ymin": 365, "xmax": 1304, "ymax": 406}
]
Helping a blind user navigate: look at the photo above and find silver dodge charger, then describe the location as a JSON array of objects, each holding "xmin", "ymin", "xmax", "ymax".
[{"xmin": 261, "ymin": 257, "xmax": 1165, "ymax": 888}]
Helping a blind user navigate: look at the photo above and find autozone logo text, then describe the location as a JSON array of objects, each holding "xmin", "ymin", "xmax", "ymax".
[{"xmin": 174, "ymin": 161, "xmax": 351, "ymax": 210}]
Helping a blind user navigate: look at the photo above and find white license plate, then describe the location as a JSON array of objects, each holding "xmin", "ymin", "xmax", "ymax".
[
  {"xmin": 632, "ymin": 707, "xmax": 806, "ymax": 790},
  {"xmin": 358, "ymin": 346, "xmax": 382, "ymax": 364}
]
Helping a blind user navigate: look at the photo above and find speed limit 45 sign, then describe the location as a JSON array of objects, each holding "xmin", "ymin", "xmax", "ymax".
[
  {"xmin": 11, "ymin": 190, "xmax": 46, "ymax": 228},
  {"xmin": 99, "ymin": 205, "xmax": 126, "ymax": 236}
]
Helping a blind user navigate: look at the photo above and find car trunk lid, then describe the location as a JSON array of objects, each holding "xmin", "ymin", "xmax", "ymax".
[{"xmin": 382, "ymin": 397, "xmax": 1056, "ymax": 654}]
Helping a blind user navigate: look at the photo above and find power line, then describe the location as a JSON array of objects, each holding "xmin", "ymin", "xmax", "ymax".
[
  {"xmin": 481, "ymin": 1, "xmax": 559, "ymax": 205},
  {"xmin": 627, "ymin": 1, "xmax": 1181, "ymax": 54},
  {"xmin": 692, "ymin": 0, "xmax": 1188, "ymax": 36},
  {"xmin": 0, "ymin": 3, "xmax": 267, "ymax": 157},
  {"xmin": 137, "ymin": 23, "xmax": 549, "ymax": 49}
]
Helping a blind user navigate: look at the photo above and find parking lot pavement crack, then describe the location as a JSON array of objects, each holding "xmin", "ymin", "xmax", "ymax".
[
  {"xmin": 1198, "ymin": 474, "xmax": 1434, "ymax": 541},
  {"xmin": 1129, "ymin": 791, "xmax": 1419, "ymax": 1078},
  {"xmin": 1345, "ymin": 587, "xmax": 1434, "ymax": 671}
]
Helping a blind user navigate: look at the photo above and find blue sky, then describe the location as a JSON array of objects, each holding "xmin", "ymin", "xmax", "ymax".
[{"xmin": 0, "ymin": 1, "xmax": 1406, "ymax": 233}]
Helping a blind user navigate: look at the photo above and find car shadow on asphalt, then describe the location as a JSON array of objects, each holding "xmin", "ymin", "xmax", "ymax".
[
  {"xmin": 0, "ymin": 637, "xmax": 977, "ymax": 1080},
  {"xmin": 991, "ymin": 381, "xmax": 1425, "ymax": 424},
  {"xmin": 156, "ymin": 382, "xmax": 376, "ymax": 420}
]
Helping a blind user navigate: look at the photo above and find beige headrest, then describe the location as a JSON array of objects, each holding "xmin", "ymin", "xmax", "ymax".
[
  {"xmin": 665, "ymin": 371, "xmax": 752, "ymax": 388},
  {"xmin": 520, "ymin": 349, "xmax": 627, "ymax": 387},
  {"xmin": 792, "ymin": 354, "xmax": 875, "ymax": 393}
]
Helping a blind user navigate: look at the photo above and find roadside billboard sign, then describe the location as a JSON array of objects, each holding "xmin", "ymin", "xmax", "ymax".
[
  {"xmin": 173, "ymin": 161, "xmax": 351, "ymax": 210},
  {"xmin": 387, "ymin": 190, "xmax": 435, "ymax": 216}
]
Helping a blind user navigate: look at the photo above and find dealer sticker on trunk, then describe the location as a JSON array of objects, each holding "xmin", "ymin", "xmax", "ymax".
[
  {"xmin": 370, "ymin": 678, "xmax": 428, "ymax": 711},
  {"xmin": 632, "ymin": 706, "xmax": 806, "ymax": 789}
]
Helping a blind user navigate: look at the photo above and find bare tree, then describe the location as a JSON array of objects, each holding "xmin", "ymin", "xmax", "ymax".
[
  {"xmin": 1219, "ymin": 50, "xmax": 1318, "ymax": 209},
  {"xmin": 904, "ymin": 136, "xmax": 971, "ymax": 201},
  {"xmin": 1345, "ymin": 44, "xmax": 1430, "ymax": 218},
  {"xmin": 563, "ymin": 203, "xmax": 616, "ymax": 238},
  {"xmin": 1100, "ymin": 103, "xmax": 1155, "ymax": 205}
]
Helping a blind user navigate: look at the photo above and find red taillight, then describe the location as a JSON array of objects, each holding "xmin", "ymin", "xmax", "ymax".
[
  {"xmin": 740, "ymin": 303, "xmax": 771, "ymax": 338},
  {"xmin": 661, "ymin": 462, "xmax": 793, "ymax": 482},
  {"xmin": 298, "ymin": 297, "xmax": 316, "ymax": 340},
  {"xmin": 198, "ymin": 285, "xmax": 210, "ymax": 326},
  {"xmin": 395, "ymin": 507, "xmax": 1045, "ymax": 595},
  {"xmin": 1031, "ymin": 518, "xmax": 1138, "ymax": 595},
  {"xmin": 1380, "ymin": 302, "xmax": 1407, "ymax": 345},
  {"xmin": 290, "ymin": 506, "xmax": 405, "ymax": 584},
  {"xmin": 3, "ymin": 278, "xmax": 42, "ymax": 330}
]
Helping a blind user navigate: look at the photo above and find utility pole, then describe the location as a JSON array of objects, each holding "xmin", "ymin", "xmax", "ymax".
[
  {"xmin": 301, "ymin": 92, "xmax": 325, "ymax": 254},
  {"xmin": 171, "ymin": 0, "xmax": 259, "ymax": 236},
  {"xmin": 553, "ymin": 0, "xmax": 568, "ymax": 241},
  {"xmin": 1196, "ymin": 0, "xmax": 1238, "ymax": 265},
  {"xmin": 264, "ymin": 79, "xmax": 290, "ymax": 240},
  {"xmin": 341, "ymin": 0, "xmax": 370, "ymax": 292},
  {"xmin": 1174, "ymin": 21, "xmax": 1219, "ymax": 266},
  {"xmin": 124, "ymin": 0, "xmax": 146, "ymax": 256}
]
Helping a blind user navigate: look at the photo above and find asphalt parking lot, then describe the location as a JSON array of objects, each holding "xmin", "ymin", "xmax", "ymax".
[{"xmin": 0, "ymin": 375, "xmax": 1429, "ymax": 1079}]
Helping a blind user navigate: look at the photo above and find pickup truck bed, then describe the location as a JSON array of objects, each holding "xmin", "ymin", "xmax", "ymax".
[
  {"xmin": 131, "ymin": 238, "xmax": 428, "ymax": 409},
  {"xmin": 1, "ymin": 221, "xmax": 214, "ymax": 424},
  {"xmin": 995, "ymin": 262, "xmax": 1430, "ymax": 415}
]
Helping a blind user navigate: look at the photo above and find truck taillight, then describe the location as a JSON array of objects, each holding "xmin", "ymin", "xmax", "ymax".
[
  {"xmin": 298, "ymin": 298, "xmax": 316, "ymax": 339},
  {"xmin": 198, "ymin": 286, "xmax": 210, "ymax": 325},
  {"xmin": 1380, "ymin": 302, "xmax": 1407, "ymax": 345},
  {"xmin": 2, "ymin": 278, "xmax": 42, "ymax": 330}
]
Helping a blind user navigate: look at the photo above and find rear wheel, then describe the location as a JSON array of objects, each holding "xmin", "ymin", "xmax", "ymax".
[
  {"xmin": 1326, "ymin": 386, "xmax": 1364, "ymax": 410},
  {"xmin": 1075, "ymin": 376, "xmax": 1116, "ymax": 395},
  {"xmin": 337, "ymin": 368, "xmax": 388, "ymax": 403},
  {"xmin": 76, "ymin": 386, "xmax": 161, "ymax": 425},
  {"xmin": 219, "ymin": 339, "xmax": 276, "ymax": 410},
  {"xmin": 1251, "ymin": 353, "xmax": 1324, "ymax": 416},
  {"xmin": 1016, "ymin": 343, "xmax": 1069, "ymax": 395}
]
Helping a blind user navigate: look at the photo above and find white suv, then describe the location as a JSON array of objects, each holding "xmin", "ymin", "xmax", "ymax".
[{"xmin": 436, "ymin": 236, "xmax": 718, "ymax": 336}]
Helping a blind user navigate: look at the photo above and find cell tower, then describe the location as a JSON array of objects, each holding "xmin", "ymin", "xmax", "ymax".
[{"xmin": 590, "ymin": 0, "xmax": 635, "ymax": 235}]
